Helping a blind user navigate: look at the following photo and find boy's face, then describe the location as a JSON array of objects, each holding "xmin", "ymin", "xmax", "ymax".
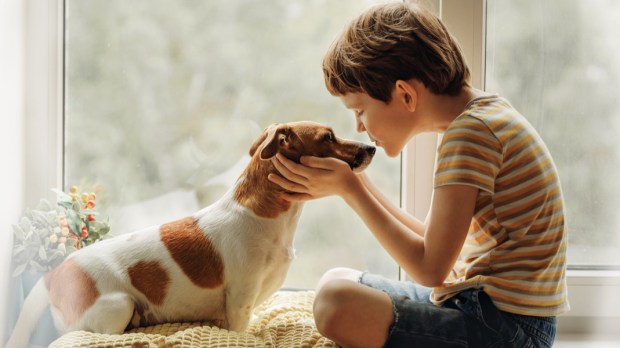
[{"xmin": 339, "ymin": 90, "xmax": 414, "ymax": 158}]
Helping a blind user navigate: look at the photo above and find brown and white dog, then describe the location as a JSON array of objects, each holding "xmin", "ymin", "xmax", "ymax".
[{"xmin": 7, "ymin": 121, "xmax": 375, "ymax": 348}]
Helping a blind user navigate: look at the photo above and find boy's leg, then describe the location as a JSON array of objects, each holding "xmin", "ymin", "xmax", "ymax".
[
  {"xmin": 314, "ymin": 271, "xmax": 394, "ymax": 348},
  {"xmin": 314, "ymin": 268, "xmax": 471, "ymax": 348}
]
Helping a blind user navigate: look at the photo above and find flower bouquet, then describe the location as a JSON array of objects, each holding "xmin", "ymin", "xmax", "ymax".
[{"xmin": 11, "ymin": 186, "xmax": 110, "ymax": 277}]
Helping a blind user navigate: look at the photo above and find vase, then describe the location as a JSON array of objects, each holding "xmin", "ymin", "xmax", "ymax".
[{"xmin": 7, "ymin": 272, "xmax": 59, "ymax": 347}]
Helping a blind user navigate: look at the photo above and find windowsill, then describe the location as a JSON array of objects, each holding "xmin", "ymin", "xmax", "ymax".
[
  {"xmin": 566, "ymin": 269, "xmax": 620, "ymax": 284},
  {"xmin": 556, "ymin": 270, "xmax": 620, "ymax": 338}
]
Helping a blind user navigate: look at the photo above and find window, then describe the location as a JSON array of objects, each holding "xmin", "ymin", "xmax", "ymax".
[
  {"xmin": 485, "ymin": 0, "xmax": 620, "ymax": 269},
  {"xmin": 22, "ymin": 0, "xmax": 619, "ymax": 328},
  {"xmin": 64, "ymin": 0, "xmax": 402, "ymax": 289}
]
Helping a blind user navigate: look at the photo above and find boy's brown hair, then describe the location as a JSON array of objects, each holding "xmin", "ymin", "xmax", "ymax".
[{"xmin": 323, "ymin": 2, "xmax": 470, "ymax": 102}]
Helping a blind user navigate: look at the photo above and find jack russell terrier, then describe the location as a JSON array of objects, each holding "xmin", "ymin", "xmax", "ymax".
[{"xmin": 7, "ymin": 121, "xmax": 375, "ymax": 348}]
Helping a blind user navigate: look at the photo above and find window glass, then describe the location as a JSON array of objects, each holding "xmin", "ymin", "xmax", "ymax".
[
  {"xmin": 486, "ymin": 0, "xmax": 620, "ymax": 268},
  {"xmin": 65, "ymin": 0, "xmax": 401, "ymax": 288}
]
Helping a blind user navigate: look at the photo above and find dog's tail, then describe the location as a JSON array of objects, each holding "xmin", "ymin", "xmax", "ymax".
[{"xmin": 6, "ymin": 277, "xmax": 51, "ymax": 348}]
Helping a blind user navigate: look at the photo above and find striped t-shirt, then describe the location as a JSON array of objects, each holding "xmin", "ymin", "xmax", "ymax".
[{"xmin": 430, "ymin": 95, "xmax": 569, "ymax": 317}]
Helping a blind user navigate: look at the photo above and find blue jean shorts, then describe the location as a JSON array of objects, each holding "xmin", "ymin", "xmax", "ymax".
[{"xmin": 360, "ymin": 273, "xmax": 557, "ymax": 348}]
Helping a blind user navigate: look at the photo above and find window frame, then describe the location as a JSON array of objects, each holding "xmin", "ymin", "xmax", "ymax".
[{"xmin": 24, "ymin": 0, "xmax": 620, "ymax": 335}]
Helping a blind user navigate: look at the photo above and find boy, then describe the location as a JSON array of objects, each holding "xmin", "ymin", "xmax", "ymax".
[{"xmin": 268, "ymin": 2, "xmax": 568, "ymax": 348}]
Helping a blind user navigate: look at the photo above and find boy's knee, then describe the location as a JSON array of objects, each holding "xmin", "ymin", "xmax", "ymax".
[
  {"xmin": 313, "ymin": 279, "xmax": 357, "ymax": 338},
  {"xmin": 316, "ymin": 267, "xmax": 361, "ymax": 292}
]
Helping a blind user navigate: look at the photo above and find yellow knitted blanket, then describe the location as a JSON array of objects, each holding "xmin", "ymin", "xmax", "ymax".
[{"xmin": 50, "ymin": 291, "xmax": 336, "ymax": 348}]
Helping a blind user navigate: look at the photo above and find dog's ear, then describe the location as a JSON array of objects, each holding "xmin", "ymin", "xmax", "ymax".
[
  {"xmin": 249, "ymin": 130, "xmax": 269, "ymax": 157},
  {"xmin": 249, "ymin": 123, "xmax": 279, "ymax": 157},
  {"xmin": 248, "ymin": 124, "xmax": 288, "ymax": 160},
  {"xmin": 260, "ymin": 126, "xmax": 289, "ymax": 160}
]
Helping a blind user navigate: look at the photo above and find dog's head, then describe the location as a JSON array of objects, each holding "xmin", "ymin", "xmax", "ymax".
[{"xmin": 249, "ymin": 121, "xmax": 375, "ymax": 172}]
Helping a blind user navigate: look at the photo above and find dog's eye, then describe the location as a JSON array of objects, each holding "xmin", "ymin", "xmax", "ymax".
[{"xmin": 324, "ymin": 132, "xmax": 334, "ymax": 143}]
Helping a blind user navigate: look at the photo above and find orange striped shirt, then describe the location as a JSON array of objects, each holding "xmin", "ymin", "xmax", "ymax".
[{"xmin": 431, "ymin": 95, "xmax": 569, "ymax": 316}]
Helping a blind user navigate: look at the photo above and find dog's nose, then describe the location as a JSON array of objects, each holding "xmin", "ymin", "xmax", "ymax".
[{"xmin": 367, "ymin": 146, "xmax": 376, "ymax": 156}]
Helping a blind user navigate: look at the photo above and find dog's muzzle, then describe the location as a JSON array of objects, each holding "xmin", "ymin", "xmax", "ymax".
[{"xmin": 351, "ymin": 145, "xmax": 376, "ymax": 170}]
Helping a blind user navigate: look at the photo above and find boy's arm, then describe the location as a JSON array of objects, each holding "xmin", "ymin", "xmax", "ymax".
[
  {"xmin": 270, "ymin": 154, "xmax": 477, "ymax": 287},
  {"xmin": 357, "ymin": 172, "xmax": 426, "ymax": 238},
  {"xmin": 343, "ymin": 178, "xmax": 477, "ymax": 286}
]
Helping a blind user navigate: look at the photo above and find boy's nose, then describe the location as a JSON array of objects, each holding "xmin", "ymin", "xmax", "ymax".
[{"xmin": 356, "ymin": 120, "xmax": 366, "ymax": 133}]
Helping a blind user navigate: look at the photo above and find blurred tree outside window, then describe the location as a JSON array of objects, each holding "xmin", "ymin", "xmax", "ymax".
[
  {"xmin": 64, "ymin": 0, "xmax": 402, "ymax": 289},
  {"xmin": 486, "ymin": 0, "xmax": 620, "ymax": 268},
  {"xmin": 66, "ymin": 0, "xmax": 620, "ymax": 292}
]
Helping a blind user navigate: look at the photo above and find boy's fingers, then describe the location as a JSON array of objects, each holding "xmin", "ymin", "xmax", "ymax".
[
  {"xmin": 276, "ymin": 154, "xmax": 314, "ymax": 176},
  {"xmin": 280, "ymin": 192, "xmax": 313, "ymax": 202},
  {"xmin": 268, "ymin": 173, "xmax": 308, "ymax": 193},
  {"xmin": 301, "ymin": 156, "xmax": 345, "ymax": 170},
  {"xmin": 272, "ymin": 156, "xmax": 308, "ymax": 184}
]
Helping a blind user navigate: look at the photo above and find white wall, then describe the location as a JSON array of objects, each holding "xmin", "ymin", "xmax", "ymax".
[{"xmin": 0, "ymin": 0, "xmax": 26, "ymax": 343}]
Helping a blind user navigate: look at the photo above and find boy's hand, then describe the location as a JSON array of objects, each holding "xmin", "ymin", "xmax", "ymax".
[{"xmin": 268, "ymin": 153, "xmax": 359, "ymax": 202}]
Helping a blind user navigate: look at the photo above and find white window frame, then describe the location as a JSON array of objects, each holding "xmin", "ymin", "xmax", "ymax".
[
  {"xmin": 23, "ymin": 0, "xmax": 64, "ymax": 208},
  {"xmin": 22, "ymin": 0, "xmax": 620, "ymax": 336}
]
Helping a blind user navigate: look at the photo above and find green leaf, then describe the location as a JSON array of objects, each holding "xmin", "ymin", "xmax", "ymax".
[
  {"xmin": 29, "ymin": 260, "xmax": 46, "ymax": 273},
  {"xmin": 19, "ymin": 217, "xmax": 32, "ymax": 234},
  {"xmin": 65, "ymin": 210, "xmax": 81, "ymax": 237},
  {"xmin": 49, "ymin": 249, "xmax": 65, "ymax": 261},
  {"xmin": 89, "ymin": 232, "xmax": 101, "ymax": 241},
  {"xmin": 24, "ymin": 230, "xmax": 33, "ymax": 241},
  {"xmin": 57, "ymin": 201, "xmax": 73, "ymax": 210},
  {"xmin": 35, "ymin": 226, "xmax": 49, "ymax": 239},
  {"xmin": 99, "ymin": 224, "xmax": 110, "ymax": 236},
  {"xmin": 51, "ymin": 188, "xmax": 72, "ymax": 202},
  {"xmin": 38, "ymin": 198, "xmax": 54, "ymax": 211},
  {"xmin": 31, "ymin": 210, "xmax": 48, "ymax": 224},
  {"xmin": 38, "ymin": 245, "xmax": 47, "ymax": 261},
  {"xmin": 12, "ymin": 224, "xmax": 25, "ymax": 240},
  {"xmin": 12, "ymin": 263, "xmax": 27, "ymax": 278},
  {"xmin": 46, "ymin": 210, "xmax": 59, "ymax": 224},
  {"xmin": 12, "ymin": 245, "xmax": 25, "ymax": 257}
]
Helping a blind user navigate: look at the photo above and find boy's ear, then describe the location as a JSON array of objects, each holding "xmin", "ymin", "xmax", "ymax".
[{"xmin": 395, "ymin": 80, "xmax": 417, "ymax": 112}]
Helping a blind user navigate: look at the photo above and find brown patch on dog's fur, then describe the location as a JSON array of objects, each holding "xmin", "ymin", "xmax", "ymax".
[
  {"xmin": 160, "ymin": 217, "xmax": 224, "ymax": 288},
  {"xmin": 44, "ymin": 258, "xmax": 100, "ymax": 327},
  {"xmin": 128, "ymin": 261, "xmax": 170, "ymax": 306},
  {"xmin": 234, "ymin": 158, "xmax": 292, "ymax": 218}
]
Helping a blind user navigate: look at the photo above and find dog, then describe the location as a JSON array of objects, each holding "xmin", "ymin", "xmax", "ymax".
[{"xmin": 7, "ymin": 121, "xmax": 375, "ymax": 348}]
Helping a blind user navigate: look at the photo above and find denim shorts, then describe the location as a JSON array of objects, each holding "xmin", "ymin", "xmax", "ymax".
[{"xmin": 360, "ymin": 273, "xmax": 557, "ymax": 348}]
